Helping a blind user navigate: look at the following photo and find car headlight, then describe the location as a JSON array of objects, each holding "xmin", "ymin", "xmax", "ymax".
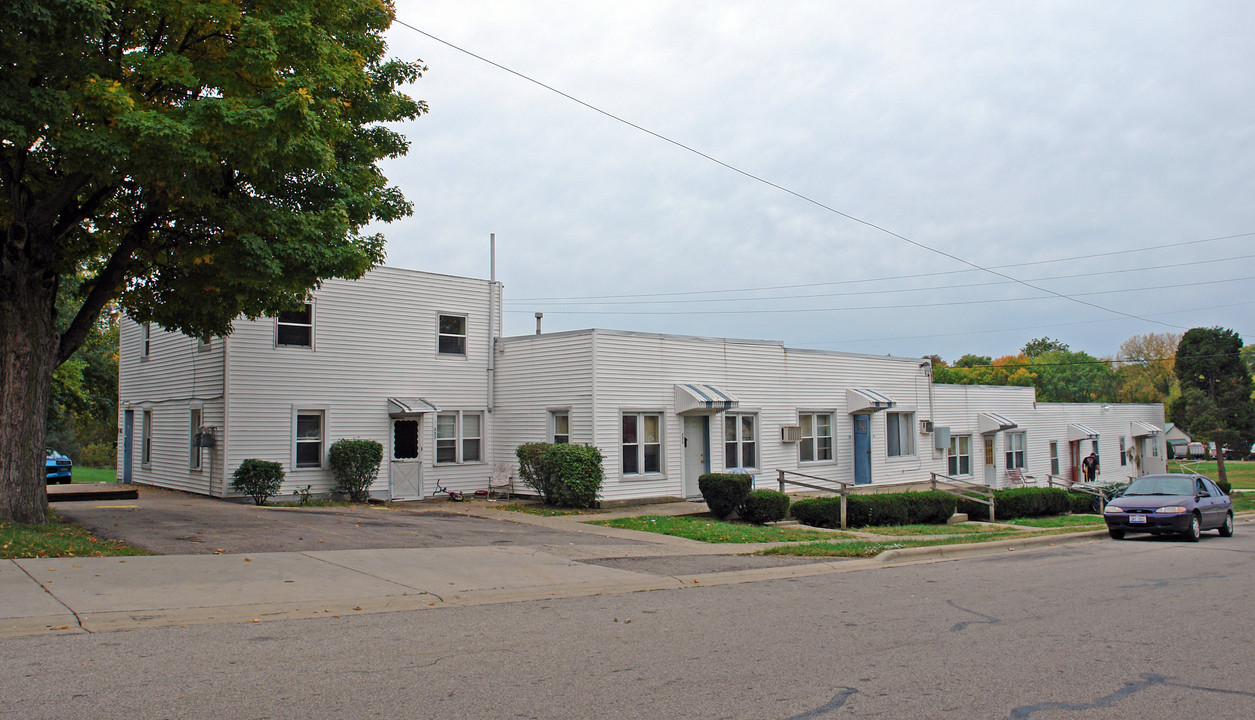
[
  {"xmin": 1155, "ymin": 506, "xmax": 1187, "ymax": 514},
  {"xmin": 1103, "ymin": 504, "xmax": 1124, "ymax": 514}
]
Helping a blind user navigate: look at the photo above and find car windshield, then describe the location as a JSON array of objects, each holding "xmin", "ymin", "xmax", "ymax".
[{"xmin": 1124, "ymin": 475, "xmax": 1194, "ymax": 496}]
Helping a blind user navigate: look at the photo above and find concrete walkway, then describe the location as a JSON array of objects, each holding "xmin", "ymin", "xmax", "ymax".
[{"xmin": 0, "ymin": 497, "xmax": 1134, "ymax": 638}]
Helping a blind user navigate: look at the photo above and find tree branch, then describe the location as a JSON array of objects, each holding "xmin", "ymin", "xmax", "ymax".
[
  {"xmin": 27, "ymin": 172, "xmax": 93, "ymax": 230},
  {"xmin": 56, "ymin": 211, "xmax": 158, "ymax": 365},
  {"xmin": 53, "ymin": 184, "xmax": 117, "ymax": 238}
]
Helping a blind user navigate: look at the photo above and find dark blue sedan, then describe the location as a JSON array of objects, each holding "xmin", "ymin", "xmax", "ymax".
[{"xmin": 1103, "ymin": 473, "xmax": 1233, "ymax": 542}]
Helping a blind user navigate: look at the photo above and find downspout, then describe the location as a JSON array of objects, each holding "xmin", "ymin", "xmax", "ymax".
[{"xmin": 488, "ymin": 233, "xmax": 497, "ymax": 415}]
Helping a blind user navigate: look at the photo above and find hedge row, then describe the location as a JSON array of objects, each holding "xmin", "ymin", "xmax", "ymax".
[
  {"xmin": 792, "ymin": 491, "xmax": 957, "ymax": 529},
  {"xmin": 956, "ymin": 487, "xmax": 1072, "ymax": 521}
]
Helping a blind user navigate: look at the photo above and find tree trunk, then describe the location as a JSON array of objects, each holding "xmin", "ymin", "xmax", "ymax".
[
  {"xmin": 1, "ymin": 224, "xmax": 60, "ymax": 524},
  {"xmin": 1215, "ymin": 447, "xmax": 1228, "ymax": 485}
]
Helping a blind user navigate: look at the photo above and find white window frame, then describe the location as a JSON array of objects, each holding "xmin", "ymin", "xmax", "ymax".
[
  {"xmin": 435, "ymin": 411, "xmax": 483, "ymax": 464},
  {"xmin": 886, "ymin": 411, "xmax": 916, "ymax": 458},
  {"xmin": 141, "ymin": 409, "xmax": 153, "ymax": 467},
  {"xmin": 798, "ymin": 412, "xmax": 834, "ymax": 463},
  {"xmin": 141, "ymin": 323, "xmax": 151, "ymax": 359},
  {"xmin": 437, "ymin": 313, "xmax": 468, "ymax": 356},
  {"xmin": 948, "ymin": 434, "xmax": 972, "ymax": 476},
  {"xmin": 1005, "ymin": 431, "xmax": 1026, "ymax": 470},
  {"xmin": 1050, "ymin": 441, "xmax": 1060, "ymax": 475},
  {"xmin": 189, "ymin": 407, "xmax": 202, "ymax": 470},
  {"xmin": 1119, "ymin": 436, "xmax": 1128, "ymax": 466},
  {"xmin": 293, "ymin": 408, "xmax": 326, "ymax": 470},
  {"xmin": 276, "ymin": 303, "xmax": 314, "ymax": 348},
  {"xmin": 622, "ymin": 412, "xmax": 663, "ymax": 476},
  {"xmin": 724, "ymin": 413, "xmax": 758, "ymax": 470},
  {"xmin": 550, "ymin": 410, "xmax": 570, "ymax": 444}
]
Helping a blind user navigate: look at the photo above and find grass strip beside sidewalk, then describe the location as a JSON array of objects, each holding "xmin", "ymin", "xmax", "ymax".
[
  {"xmin": 589, "ymin": 515, "xmax": 847, "ymax": 542},
  {"xmin": 1, "ymin": 515, "xmax": 149, "ymax": 559}
]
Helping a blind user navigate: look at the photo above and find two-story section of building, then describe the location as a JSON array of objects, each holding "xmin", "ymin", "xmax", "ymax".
[{"xmin": 118, "ymin": 267, "xmax": 501, "ymax": 500}]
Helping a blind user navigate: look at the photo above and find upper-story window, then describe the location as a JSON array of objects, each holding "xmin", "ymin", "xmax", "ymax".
[
  {"xmin": 438, "ymin": 314, "xmax": 467, "ymax": 355},
  {"xmin": 277, "ymin": 304, "xmax": 313, "ymax": 347},
  {"xmin": 141, "ymin": 323, "xmax": 152, "ymax": 358}
]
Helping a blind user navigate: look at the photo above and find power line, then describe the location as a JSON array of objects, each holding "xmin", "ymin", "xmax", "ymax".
[
  {"xmin": 511, "ymin": 231, "xmax": 1255, "ymax": 302},
  {"xmin": 507, "ymin": 253, "xmax": 1255, "ymax": 306},
  {"xmin": 393, "ymin": 20, "xmax": 1186, "ymax": 330}
]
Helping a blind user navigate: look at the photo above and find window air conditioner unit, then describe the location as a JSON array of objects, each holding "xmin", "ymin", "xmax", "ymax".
[
  {"xmin": 780, "ymin": 425, "xmax": 802, "ymax": 443},
  {"xmin": 919, "ymin": 419, "xmax": 933, "ymax": 434}
]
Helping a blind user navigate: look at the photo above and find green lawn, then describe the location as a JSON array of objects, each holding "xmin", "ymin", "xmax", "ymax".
[
  {"xmin": 496, "ymin": 504, "xmax": 605, "ymax": 517},
  {"xmin": 757, "ymin": 530, "xmax": 1036, "ymax": 558},
  {"xmin": 1168, "ymin": 460, "xmax": 1255, "ymax": 489},
  {"xmin": 588, "ymin": 514, "xmax": 846, "ymax": 543},
  {"xmin": 1232, "ymin": 493, "xmax": 1255, "ymax": 513},
  {"xmin": 71, "ymin": 466, "xmax": 117, "ymax": 484},
  {"xmin": 1005, "ymin": 515, "xmax": 1106, "ymax": 528},
  {"xmin": 858, "ymin": 523, "xmax": 1011, "ymax": 536},
  {"xmin": 1, "ymin": 515, "xmax": 148, "ymax": 559}
]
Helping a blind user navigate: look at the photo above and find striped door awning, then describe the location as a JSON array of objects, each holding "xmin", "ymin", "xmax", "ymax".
[
  {"xmin": 1067, "ymin": 423, "xmax": 1100, "ymax": 441},
  {"xmin": 846, "ymin": 388, "xmax": 896, "ymax": 413},
  {"xmin": 1131, "ymin": 420, "xmax": 1161, "ymax": 437},
  {"xmin": 978, "ymin": 412, "xmax": 1018, "ymax": 434},
  {"xmin": 388, "ymin": 397, "xmax": 441, "ymax": 417},
  {"xmin": 674, "ymin": 384, "xmax": 739, "ymax": 415}
]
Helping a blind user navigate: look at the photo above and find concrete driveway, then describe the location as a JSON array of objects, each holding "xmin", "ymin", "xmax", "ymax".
[{"xmin": 53, "ymin": 485, "xmax": 641, "ymax": 555}]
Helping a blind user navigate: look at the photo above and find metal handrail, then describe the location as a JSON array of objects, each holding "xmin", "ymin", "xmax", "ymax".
[
  {"xmin": 777, "ymin": 470, "xmax": 852, "ymax": 529},
  {"xmin": 929, "ymin": 473, "xmax": 995, "ymax": 522}
]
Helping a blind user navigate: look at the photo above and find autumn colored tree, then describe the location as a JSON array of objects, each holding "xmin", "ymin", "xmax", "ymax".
[
  {"xmin": 1114, "ymin": 332, "xmax": 1180, "ymax": 404},
  {"xmin": 1, "ymin": 0, "xmax": 425, "ymax": 522}
]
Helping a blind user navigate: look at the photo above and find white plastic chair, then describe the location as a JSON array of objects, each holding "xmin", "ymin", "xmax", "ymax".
[{"xmin": 489, "ymin": 463, "xmax": 515, "ymax": 499}]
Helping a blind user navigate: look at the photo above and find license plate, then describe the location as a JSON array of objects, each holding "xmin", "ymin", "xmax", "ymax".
[{"xmin": 1129, "ymin": 514, "xmax": 1147, "ymax": 524}]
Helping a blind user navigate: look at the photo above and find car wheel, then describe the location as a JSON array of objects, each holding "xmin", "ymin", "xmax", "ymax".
[
  {"xmin": 1218, "ymin": 512, "xmax": 1234, "ymax": 538},
  {"xmin": 1108, "ymin": 528, "xmax": 1125, "ymax": 540},
  {"xmin": 1184, "ymin": 514, "xmax": 1202, "ymax": 542}
]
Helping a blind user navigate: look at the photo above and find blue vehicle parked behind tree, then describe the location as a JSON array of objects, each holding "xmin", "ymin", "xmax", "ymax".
[{"xmin": 45, "ymin": 448, "xmax": 72, "ymax": 484}]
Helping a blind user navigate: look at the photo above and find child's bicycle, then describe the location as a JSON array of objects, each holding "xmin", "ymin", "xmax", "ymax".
[{"xmin": 431, "ymin": 479, "xmax": 463, "ymax": 502}]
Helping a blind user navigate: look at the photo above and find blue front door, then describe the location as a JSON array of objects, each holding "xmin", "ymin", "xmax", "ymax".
[{"xmin": 854, "ymin": 414, "xmax": 871, "ymax": 485}]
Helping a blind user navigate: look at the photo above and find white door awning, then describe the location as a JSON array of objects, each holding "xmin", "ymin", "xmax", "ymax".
[
  {"xmin": 1131, "ymin": 420, "xmax": 1162, "ymax": 437},
  {"xmin": 388, "ymin": 397, "xmax": 441, "ymax": 417},
  {"xmin": 674, "ymin": 384, "xmax": 738, "ymax": 415},
  {"xmin": 846, "ymin": 388, "xmax": 896, "ymax": 413},
  {"xmin": 1067, "ymin": 423, "xmax": 1100, "ymax": 441},
  {"xmin": 978, "ymin": 412, "xmax": 1018, "ymax": 434}
]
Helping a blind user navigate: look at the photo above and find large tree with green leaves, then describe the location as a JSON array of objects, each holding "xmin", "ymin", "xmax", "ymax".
[
  {"xmin": 1169, "ymin": 327, "xmax": 1255, "ymax": 484},
  {"xmin": 1, "ymin": 0, "xmax": 424, "ymax": 522}
]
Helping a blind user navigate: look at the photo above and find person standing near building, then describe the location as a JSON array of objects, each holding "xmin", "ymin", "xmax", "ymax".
[{"xmin": 1082, "ymin": 451, "xmax": 1100, "ymax": 482}]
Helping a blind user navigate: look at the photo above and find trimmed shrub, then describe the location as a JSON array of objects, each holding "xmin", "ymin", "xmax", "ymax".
[
  {"xmin": 741, "ymin": 489, "xmax": 790, "ymax": 525},
  {"xmin": 957, "ymin": 487, "xmax": 1071, "ymax": 521},
  {"xmin": 1216, "ymin": 477, "xmax": 1232, "ymax": 494},
  {"xmin": 328, "ymin": 439, "xmax": 384, "ymax": 502},
  {"xmin": 698, "ymin": 473, "xmax": 752, "ymax": 519},
  {"xmin": 790, "ymin": 491, "xmax": 957, "ymax": 529},
  {"xmin": 1068, "ymin": 491, "xmax": 1101, "ymax": 514},
  {"xmin": 516, "ymin": 442, "xmax": 605, "ymax": 507},
  {"xmin": 79, "ymin": 442, "xmax": 116, "ymax": 469},
  {"xmin": 547, "ymin": 443, "xmax": 605, "ymax": 508},
  {"xmin": 231, "ymin": 459, "xmax": 285, "ymax": 506}
]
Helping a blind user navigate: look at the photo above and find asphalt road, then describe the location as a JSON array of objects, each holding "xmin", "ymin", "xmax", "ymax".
[{"xmin": 6, "ymin": 525, "xmax": 1252, "ymax": 719}]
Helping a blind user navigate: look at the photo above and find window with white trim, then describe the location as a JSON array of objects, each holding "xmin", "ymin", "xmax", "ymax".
[
  {"xmin": 1005, "ymin": 431, "xmax": 1026, "ymax": 469},
  {"xmin": 438, "ymin": 314, "xmax": 467, "ymax": 355},
  {"xmin": 551, "ymin": 411, "xmax": 570, "ymax": 444},
  {"xmin": 948, "ymin": 435, "xmax": 971, "ymax": 476},
  {"xmin": 886, "ymin": 412, "xmax": 915, "ymax": 457},
  {"xmin": 277, "ymin": 304, "xmax": 313, "ymax": 347},
  {"xmin": 436, "ymin": 411, "xmax": 482, "ymax": 464},
  {"xmin": 622, "ymin": 413, "xmax": 662, "ymax": 475},
  {"xmin": 295, "ymin": 411, "xmax": 324, "ymax": 468},
  {"xmin": 141, "ymin": 323, "xmax": 151, "ymax": 358},
  {"xmin": 189, "ymin": 408, "xmax": 202, "ymax": 470},
  {"xmin": 798, "ymin": 412, "xmax": 833, "ymax": 462},
  {"xmin": 1119, "ymin": 436, "xmax": 1127, "ymax": 466},
  {"xmin": 1050, "ymin": 441, "xmax": 1060, "ymax": 475},
  {"xmin": 142, "ymin": 410, "xmax": 152, "ymax": 466},
  {"xmin": 724, "ymin": 413, "xmax": 757, "ymax": 469}
]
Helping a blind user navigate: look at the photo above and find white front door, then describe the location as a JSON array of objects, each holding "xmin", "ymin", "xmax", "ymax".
[
  {"xmin": 984, "ymin": 435, "xmax": 997, "ymax": 487},
  {"xmin": 390, "ymin": 418, "xmax": 422, "ymax": 500},
  {"xmin": 683, "ymin": 415, "xmax": 708, "ymax": 497}
]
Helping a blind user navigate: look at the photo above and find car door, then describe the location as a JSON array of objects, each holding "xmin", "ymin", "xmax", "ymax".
[
  {"xmin": 1195, "ymin": 477, "xmax": 1221, "ymax": 529},
  {"xmin": 1202, "ymin": 478, "xmax": 1230, "ymax": 527}
]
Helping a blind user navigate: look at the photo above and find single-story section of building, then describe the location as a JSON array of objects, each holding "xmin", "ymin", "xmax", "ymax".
[{"xmin": 118, "ymin": 266, "xmax": 1166, "ymax": 503}]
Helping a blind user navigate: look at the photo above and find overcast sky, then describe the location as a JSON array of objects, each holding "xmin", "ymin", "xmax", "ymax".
[{"xmin": 368, "ymin": 1, "xmax": 1255, "ymax": 362}]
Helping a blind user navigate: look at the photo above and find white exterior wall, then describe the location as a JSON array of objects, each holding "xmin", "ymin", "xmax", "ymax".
[
  {"xmin": 118, "ymin": 321, "xmax": 226, "ymax": 494},
  {"xmin": 120, "ymin": 267, "xmax": 499, "ymax": 499},
  {"xmin": 492, "ymin": 331, "xmax": 595, "ymax": 465},
  {"xmin": 931, "ymin": 384, "xmax": 1166, "ymax": 488}
]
